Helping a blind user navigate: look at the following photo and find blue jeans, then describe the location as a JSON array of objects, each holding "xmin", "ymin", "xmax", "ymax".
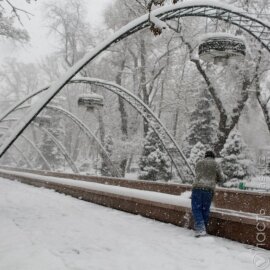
[{"xmin": 191, "ymin": 188, "xmax": 214, "ymax": 232}]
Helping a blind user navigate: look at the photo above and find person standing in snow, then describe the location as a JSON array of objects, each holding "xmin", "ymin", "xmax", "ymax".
[{"xmin": 191, "ymin": 150, "xmax": 225, "ymax": 237}]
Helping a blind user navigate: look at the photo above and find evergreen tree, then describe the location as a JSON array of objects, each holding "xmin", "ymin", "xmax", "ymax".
[
  {"xmin": 101, "ymin": 135, "xmax": 114, "ymax": 176},
  {"xmin": 139, "ymin": 129, "xmax": 172, "ymax": 181},
  {"xmin": 264, "ymin": 164, "xmax": 270, "ymax": 176},
  {"xmin": 220, "ymin": 130, "xmax": 255, "ymax": 180},
  {"xmin": 261, "ymin": 163, "xmax": 270, "ymax": 176},
  {"xmin": 37, "ymin": 112, "xmax": 65, "ymax": 170},
  {"xmin": 182, "ymin": 89, "xmax": 217, "ymax": 157},
  {"xmin": 38, "ymin": 132, "xmax": 59, "ymax": 170},
  {"xmin": 188, "ymin": 142, "xmax": 206, "ymax": 170}
]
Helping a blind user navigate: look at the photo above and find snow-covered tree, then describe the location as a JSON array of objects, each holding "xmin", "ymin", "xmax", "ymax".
[
  {"xmin": 45, "ymin": 0, "xmax": 94, "ymax": 68},
  {"xmin": 261, "ymin": 163, "xmax": 270, "ymax": 176},
  {"xmin": 188, "ymin": 142, "xmax": 206, "ymax": 170},
  {"xmin": 139, "ymin": 128, "xmax": 172, "ymax": 181},
  {"xmin": 36, "ymin": 112, "xmax": 65, "ymax": 170},
  {"xmin": 0, "ymin": 0, "xmax": 37, "ymax": 42},
  {"xmin": 220, "ymin": 130, "xmax": 255, "ymax": 180},
  {"xmin": 183, "ymin": 89, "xmax": 217, "ymax": 156},
  {"xmin": 38, "ymin": 133, "xmax": 61, "ymax": 170},
  {"xmin": 101, "ymin": 135, "xmax": 114, "ymax": 176},
  {"xmin": 0, "ymin": 59, "xmax": 41, "ymax": 101}
]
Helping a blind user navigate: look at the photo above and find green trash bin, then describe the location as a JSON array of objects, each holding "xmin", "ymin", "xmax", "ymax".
[{"xmin": 239, "ymin": 182, "xmax": 246, "ymax": 190}]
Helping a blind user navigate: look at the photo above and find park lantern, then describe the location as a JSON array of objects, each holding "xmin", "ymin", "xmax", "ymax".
[
  {"xmin": 77, "ymin": 93, "xmax": 104, "ymax": 110},
  {"xmin": 198, "ymin": 33, "xmax": 246, "ymax": 65}
]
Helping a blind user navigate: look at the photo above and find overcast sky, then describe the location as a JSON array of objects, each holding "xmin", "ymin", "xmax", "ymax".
[{"xmin": 0, "ymin": 0, "xmax": 114, "ymax": 63}]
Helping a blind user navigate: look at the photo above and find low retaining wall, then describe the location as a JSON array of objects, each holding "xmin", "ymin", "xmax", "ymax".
[
  {"xmin": 1, "ymin": 166, "xmax": 269, "ymax": 216},
  {"xmin": 0, "ymin": 169, "xmax": 269, "ymax": 250}
]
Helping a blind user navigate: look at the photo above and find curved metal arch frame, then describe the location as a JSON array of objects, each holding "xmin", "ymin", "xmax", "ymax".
[
  {"xmin": 11, "ymin": 144, "xmax": 33, "ymax": 169},
  {"xmin": 0, "ymin": 125, "xmax": 50, "ymax": 170},
  {"xmin": 0, "ymin": 86, "xmax": 48, "ymax": 123},
  {"xmin": 5, "ymin": 152, "xmax": 19, "ymax": 167},
  {"xmin": 69, "ymin": 78, "xmax": 193, "ymax": 180},
  {"xmin": 20, "ymin": 134, "xmax": 52, "ymax": 171},
  {"xmin": 0, "ymin": 150, "xmax": 23, "ymax": 168},
  {"xmin": 0, "ymin": 1, "xmax": 270, "ymax": 178},
  {"xmin": 32, "ymin": 122, "xmax": 79, "ymax": 173},
  {"xmin": 0, "ymin": 124, "xmax": 52, "ymax": 171},
  {"xmin": 45, "ymin": 105, "xmax": 121, "ymax": 177},
  {"xmin": 0, "ymin": 100, "xmax": 120, "ymax": 177},
  {"xmin": 0, "ymin": 78, "xmax": 193, "ymax": 179},
  {"xmin": 0, "ymin": 120, "xmax": 78, "ymax": 172}
]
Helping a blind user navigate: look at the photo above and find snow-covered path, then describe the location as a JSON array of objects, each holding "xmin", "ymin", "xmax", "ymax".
[{"xmin": 0, "ymin": 178, "xmax": 267, "ymax": 270}]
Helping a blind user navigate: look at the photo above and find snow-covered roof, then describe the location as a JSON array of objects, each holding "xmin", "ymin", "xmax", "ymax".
[{"xmin": 198, "ymin": 32, "xmax": 246, "ymax": 44}]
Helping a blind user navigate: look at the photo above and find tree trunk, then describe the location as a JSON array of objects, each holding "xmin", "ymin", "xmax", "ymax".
[
  {"xmin": 158, "ymin": 81, "xmax": 165, "ymax": 119},
  {"xmin": 173, "ymin": 107, "xmax": 180, "ymax": 138},
  {"xmin": 97, "ymin": 109, "xmax": 105, "ymax": 145},
  {"xmin": 140, "ymin": 38, "xmax": 150, "ymax": 136},
  {"xmin": 115, "ymin": 59, "xmax": 129, "ymax": 176}
]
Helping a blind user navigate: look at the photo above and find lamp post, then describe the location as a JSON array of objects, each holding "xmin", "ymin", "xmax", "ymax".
[{"xmin": 77, "ymin": 93, "xmax": 105, "ymax": 175}]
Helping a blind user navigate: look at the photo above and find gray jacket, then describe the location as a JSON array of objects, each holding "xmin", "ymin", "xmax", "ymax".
[{"xmin": 193, "ymin": 157, "xmax": 224, "ymax": 190}]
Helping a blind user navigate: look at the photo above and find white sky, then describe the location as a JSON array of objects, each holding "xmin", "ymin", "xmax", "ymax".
[{"xmin": 0, "ymin": 0, "xmax": 114, "ymax": 63}]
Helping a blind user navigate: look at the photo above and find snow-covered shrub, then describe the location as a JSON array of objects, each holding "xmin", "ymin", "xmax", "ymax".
[
  {"xmin": 182, "ymin": 89, "xmax": 217, "ymax": 157},
  {"xmin": 101, "ymin": 135, "xmax": 114, "ymax": 176},
  {"xmin": 37, "ymin": 112, "xmax": 65, "ymax": 170},
  {"xmin": 139, "ymin": 129, "xmax": 172, "ymax": 181},
  {"xmin": 220, "ymin": 130, "xmax": 256, "ymax": 180},
  {"xmin": 188, "ymin": 142, "xmax": 206, "ymax": 170}
]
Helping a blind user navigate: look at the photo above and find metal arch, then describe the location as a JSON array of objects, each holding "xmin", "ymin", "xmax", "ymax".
[
  {"xmin": 0, "ymin": 86, "xmax": 48, "ymax": 122},
  {"xmin": 31, "ymin": 123, "xmax": 80, "ymax": 174},
  {"xmin": 1, "ymin": 1, "xmax": 270, "ymax": 177},
  {"xmin": 1, "ymin": 117, "xmax": 79, "ymax": 172},
  {"xmin": 0, "ymin": 78, "xmax": 193, "ymax": 179},
  {"xmin": 20, "ymin": 134, "xmax": 52, "ymax": 171},
  {"xmin": 1, "ymin": 118, "xmax": 17, "ymax": 123},
  {"xmin": 0, "ymin": 95, "xmax": 120, "ymax": 177},
  {"xmin": 69, "ymin": 78, "xmax": 193, "ymax": 180},
  {"xmin": 0, "ymin": 124, "xmax": 52, "ymax": 170},
  {"xmin": 5, "ymin": 152, "xmax": 19, "ymax": 167},
  {"xmin": 45, "ymin": 105, "xmax": 121, "ymax": 177},
  {"xmin": 0, "ymin": 151, "xmax": 20, "ymax": 167},
  {"xmin": 0, "ymin": 123, "xmax": 65, "ymax": 171},
  {"xmin": 11, "ymin": 144, "xmax": 33, "ymax": 169}
]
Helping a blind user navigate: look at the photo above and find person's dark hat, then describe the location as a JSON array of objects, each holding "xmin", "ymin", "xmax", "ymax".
[{"xmin": 205, "ymin": 150, "xmax": 215, "ymax": 159}]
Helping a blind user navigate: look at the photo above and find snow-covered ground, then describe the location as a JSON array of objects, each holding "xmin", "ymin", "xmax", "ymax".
[{"xmin": 0, "ymin": 178, "xmax": 268, "ymax": 270}]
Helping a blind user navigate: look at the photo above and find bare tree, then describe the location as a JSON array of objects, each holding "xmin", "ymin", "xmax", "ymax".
[
  {"xmin": 0, "ymin": 58, "xmax": 41, "ymax": 100},
  {"xmin": 45, "ymin": 0, "xmax": 94, "ymax": 68},
  {"xmin": 0, "ymin": 0, "xmax": 37, "ymax": 42}
]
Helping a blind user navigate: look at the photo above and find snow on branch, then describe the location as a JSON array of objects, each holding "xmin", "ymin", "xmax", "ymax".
[
  {"xmin": 147, "ymin": 0, "xmax": 180, "ymax": 36},
  {"xmin": 4, "ymin": 0, "xmax": 34, "ymax": 25},
  {"xmin": 149, "ymin": 14, "xmax": 167, "ymax": 36}
]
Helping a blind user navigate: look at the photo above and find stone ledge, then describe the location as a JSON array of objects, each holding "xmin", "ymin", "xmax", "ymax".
[
  {"xmin": 0, "ymin": 170, "xmax": 269, "ymax": 250},
  {"xmin": 1, "ymin": 166, "xmax": 269, "ymax": 215}
]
